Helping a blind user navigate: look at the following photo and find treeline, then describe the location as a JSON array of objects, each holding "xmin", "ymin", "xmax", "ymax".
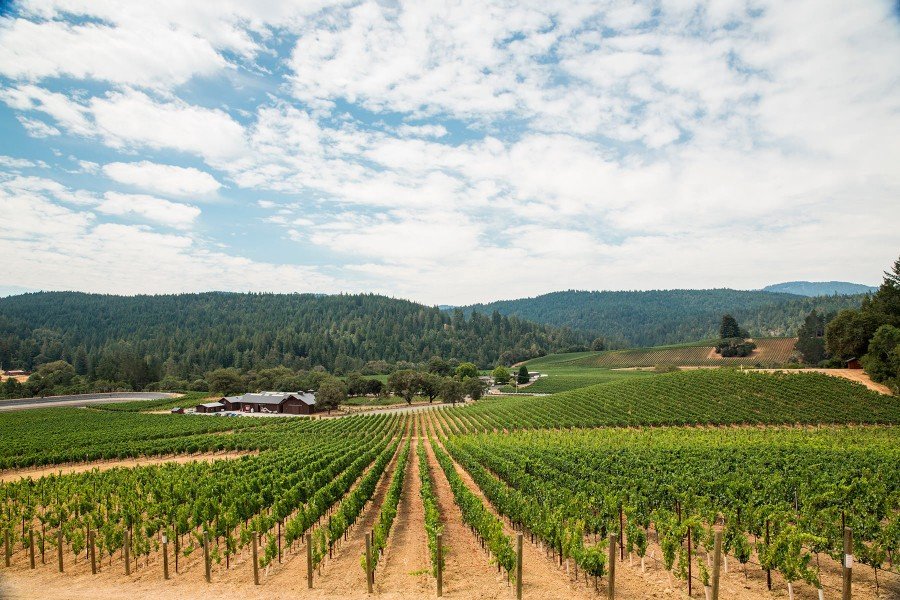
[
  {"xmin": 0, "ymin": 292, "xmax": 583, "ymax": 390},
  {"xmin": 461, "ymin": 289, "xmax": 866, "ymax": 347},
  {"xmin": 821, "ymin": 255, "xmax": 900, "ymax": 392}
]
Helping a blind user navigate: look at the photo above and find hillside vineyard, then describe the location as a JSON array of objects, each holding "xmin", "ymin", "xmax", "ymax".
[{"xmin": 1, "ymin": 370, "xmax": 898, "ymax": 600}]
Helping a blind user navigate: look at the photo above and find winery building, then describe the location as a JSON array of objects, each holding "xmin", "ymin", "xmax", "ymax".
[{"xmin": 221, "ymin": 391, "xmax": 317, "ymax": 415}]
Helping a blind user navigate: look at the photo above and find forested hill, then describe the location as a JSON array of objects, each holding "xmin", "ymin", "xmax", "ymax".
[
  {"xmin": 762, "ymin": 281, "xmax": 877, "ymax": 296},
  {"xmin": 460, "ymin": 289, "xmax": 866, "ymax": 347},
  {"xmin": 0, "ymin": 292, "xmax": 583, "ymax": 376}
]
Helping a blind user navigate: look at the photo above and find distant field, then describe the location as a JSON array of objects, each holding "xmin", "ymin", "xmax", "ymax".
[
  {"xmin": 455, "ymin": 369, "xmax": 900, "ymax": 431},
  {"xmin": 500, "ymin": 367, "xmax": 655, "ymax": 394},
  {"xmin": 569, "ymin": 337, "xmax": 797, "ymax": 368}
]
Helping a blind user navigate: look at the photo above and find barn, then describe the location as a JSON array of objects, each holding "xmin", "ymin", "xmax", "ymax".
[
  {"xmin": 196, "ymin": 401, "xmax": 225, "ymax": 413},
  {"xmin": 844, "ymin": 357, "xmax": 863, "ymax": 369},
  {"xmin": 222, "ymin": 391, "xmax": 317, "ymax": 415}
]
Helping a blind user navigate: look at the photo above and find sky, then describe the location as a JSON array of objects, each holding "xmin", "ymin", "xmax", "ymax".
[{"xmin": 0, "ymin": 0, "xmax": 898, "ymax": 306}]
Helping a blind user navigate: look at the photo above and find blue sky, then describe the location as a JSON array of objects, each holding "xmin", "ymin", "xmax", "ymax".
[{"xmin": 0, "ymin": 1, "xmax": 898, "ymax": 305}]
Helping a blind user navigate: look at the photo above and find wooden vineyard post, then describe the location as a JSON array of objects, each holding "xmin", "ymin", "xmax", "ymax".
[
  {"xmin": 619, "ymin": 505, "xmax": 625, "ymax": 561},
  {"xmin": 516, "ymin": 532, "xmax": 523, "ymax": 600},
  {"xmin": 437, "ymin": 533, "xmax": 443, "ymax": 597},
  {"xmin": 203, "ymin": 531, "xmax": 211, "ymax": 583},
  {"xmin": 174, "ymin": 530, "xmax": 179, "ymax": 574},
  {"xmin": 278, "ymin": 521, "xmax": 282, "ymax": 564},
  {"xmin": 124, "ymin": 529, "xmax": 131, "ymax": 575},
  {"xmin": 162, "ymin": 534, "xmax": 169, "ymax": 580},
  {"xmin": 305, "ymin": 533, "xmax": 312, "ymax": 588},
  {"xmin": 57, "ymin": 528, "xmax": 64, "ymax": 573},
  {"xmin": 252, "ymin": 532, "xmax": 260, "ymax": 586},
  {"xmin": 765, "ymin": 520, "xmax": 771, "ymax": 590},
  {"xmin": 608, "ymin": 533, "xmax": 616, "ymax": 600},
  {"xmin": 29, "ymin": 530, "xmax": 36, "ymax": 569},
  {"xmin": 366, "ymin": 530, "xmax": 373, "ymax": 593},
  {"xmin": 711, "ymin": 528, "xmax": 723, "ymax": 600},
  {"xmin": 4, "ymin": 529, "xmax": 10, "ymax": 567},
  {"xmin": 687, "ymin": 527, "xmax": 692, "ymax": 598},
  {"xmin": 89, "ymin": 531, "xmax": 96, "ymax": 575},
  {"xmin": 843, "ymin": 527, "xmax": 853, "ymax": 600}
]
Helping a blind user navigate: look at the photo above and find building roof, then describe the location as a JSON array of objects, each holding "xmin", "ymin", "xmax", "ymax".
[
  {"xmin": 229, "ymin": 391, "xmax": 316, "ymax": 406},
  {"xmin": 199, "ymin": 401, "xmax": 225, "ymax": 409}
]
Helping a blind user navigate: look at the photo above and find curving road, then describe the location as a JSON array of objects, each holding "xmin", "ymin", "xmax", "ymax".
[{"xmin": 0, "ymin": 392, "xmax": 180, "ymax": 412}]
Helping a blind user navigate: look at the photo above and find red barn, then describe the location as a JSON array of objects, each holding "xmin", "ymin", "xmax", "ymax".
[{"xmin": 844, "ymin": 358, "xmax": 862, "ymax": 369}]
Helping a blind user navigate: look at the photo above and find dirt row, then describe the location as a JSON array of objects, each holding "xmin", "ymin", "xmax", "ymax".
[{"xmin": 0, "ymin": 452, "xmax": 257, "ymax": 483}]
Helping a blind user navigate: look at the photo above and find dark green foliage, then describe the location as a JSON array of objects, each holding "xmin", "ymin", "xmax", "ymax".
[
  {"xmin": 714, "ymin": 338, "xmax": 756, "ymax": 357},
  {"xmin": 826, "ymin": 309, "xmax": 881, "ymax": 360},
  {"xmin": 454, "ymin": 362, "xmax": 478, "ymax": 380},
  {"xmin": 460, "ymin": 289, "xmax": 867, "ymax": 346},
  {"xmin": 719, "ymin": 314, "xmax": 741, "ymax": 339},
  {"xmin": 517, "ymin": 365, "xmax": 529, "ymax": 384},
  {"xmin": 0, "ymin": 292, "xmax": 580, "ymax": 382},
  {"xmin": 440, "ymin": 378, "xmax": 465, "ymax": 406},
  {"xmin": 795, "ymin": 310, "xmax": 827, "ymax": 364},
  {"xmin": 590, "ymin": 337, "xmax": 606, "ymax": 351},
  {"xmin": 316, "ymin": 377, "xmax": 347, "ymax": 413},
  {"xmin": 463, "ymin": 376, "xmax": 485, "ymax": 400},
  {"xmin": 862, "ymin": 325, "xmax": 900, "ymax": 391}
]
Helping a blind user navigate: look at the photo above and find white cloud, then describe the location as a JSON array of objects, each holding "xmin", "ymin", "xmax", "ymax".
[
  {"xmin": 16, "ymin": 115, "xmax": 60, "ymax": 137},
  {"xmin": 97, "ymin": 192, "xmax": 201, "ymax": 230},
  {"xmin": 0, "ymin": 1, "xmax": 897, "ymax": 304},
  {"xmin": 103, "ymin": 161, "xmax": 222, "ymax": 198},
  {"xmin": 89, "ymin": 90, "xmax": 246, "ymax": 161},
  {"xmin": 0, "ymin": 17, "xmax": 227, "ymax": 89},
  {"xmin": 0, "ymin": 178, "xmax": 341, "ymax": 295},
  {"xmin": 0, "ymin": 156, "xmax": 37, "ymax": 169}
]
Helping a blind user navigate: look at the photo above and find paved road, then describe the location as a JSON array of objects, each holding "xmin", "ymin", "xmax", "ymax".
[{"xmin": 0, "ymin": 392, "xmax": 180, "ymax": 412}]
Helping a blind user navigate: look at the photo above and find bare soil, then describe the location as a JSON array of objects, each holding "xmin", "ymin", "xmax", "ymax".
[
  {"xmin": 376, "ymin": 422, "xmax": 432, "ymax": 596},
  {"xmin": 0, "ymin": 452, "xmax": 256, "ymax": 483},
  {"xmin": 422, "ymin": 427, "xmax": 510, "ymax": 597}
]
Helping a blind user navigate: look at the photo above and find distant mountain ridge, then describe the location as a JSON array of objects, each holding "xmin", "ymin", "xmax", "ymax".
[
  {"xmin": 762, "ymin": 281, "xmax": 876, "ymax": 296},
  {"xmin": 460, "ymin": 288, "xmax": 865, "ymax": 347}
]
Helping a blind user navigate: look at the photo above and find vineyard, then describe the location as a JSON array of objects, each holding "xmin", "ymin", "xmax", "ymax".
[
  {"xmin": 569, "ymin": 338, "xmax": 798, "ymax": 368},
  {"xmin": 471, "ymin": 369, "xmax": 900, "ymax": 431},
  {"xmin": 1, "ymin": 369, "xmax": 898, "ymax": 599}
]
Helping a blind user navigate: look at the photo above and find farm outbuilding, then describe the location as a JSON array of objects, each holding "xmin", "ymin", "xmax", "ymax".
[
  {"xmin": 196, "ymin": 401, "xmax": 225, "ymax": 413},
  {"xmin": 845, "ymin": 357, "xmax": 862, "ymax": 369},
  {"xmin": 221, "ymin": 391, "xmax": 317, "ymax": 415}
]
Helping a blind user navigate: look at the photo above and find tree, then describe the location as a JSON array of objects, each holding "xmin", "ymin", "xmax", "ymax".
[
  {"xmin": 206, "ymin": 368, "xmax": 246, "ymax": 396},
  {"xmin": 795, "ymin": 310, "xmax": 827, "ymax": 364},
  {"xmin": 316, "ymin": 377, "xmax": 347, "ymax": 414},
  {"xmin": 31, "ymin": 360, "xmax": 76, "ymax": 388},
  {"xmin": 825, "ymin": 309, "xmax": 880, "ymax": 360},
  {"xmin": 463, "ymin": 377, "xmax": 486, "ymax": 401},
  {"xmin": 388, "ymin": 369, "xmax": 421, "ymax": 405},
  {"xmin": 419, "ymin": 372, "xmax": 443, "ymax": 403},
  {"xmin": 426, "ymin": 356, "xmax": 452, "ymax": 376},
  {"xmin": 455, "ymin": 362, "xmax": 479, "ymax": 380},
  {"xmin": 439, "ymin": 378, "xmax": 465, "ymax": 406},
  {"xmin": 73, "ymin": 346, "xmax": 89, "ymax": 375},
  {"xmin": 590, "ymin": 337, "xmax": 606, "ymax": 351},
  {"xmin": 491, "ymin": 366, "xmax": 510, "ymax": 385},
  {"xmin": 517, "ymin": 365, "xmax": 530, "ymax": 384},
  {"xmin": 719, "ymin": 314, "xmax": 741, "ymax": 339},
  {"xmin": 861, "ymin": 325, "xmax": 900, "ymax": 385}
]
